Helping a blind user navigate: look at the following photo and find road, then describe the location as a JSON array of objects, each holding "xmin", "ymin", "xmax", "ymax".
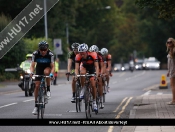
[{"xmin": 0, "ymin": 70, "xmax": 169, "ymax": 132}]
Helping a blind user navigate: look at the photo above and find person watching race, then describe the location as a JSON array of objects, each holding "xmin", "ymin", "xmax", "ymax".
[
  {"xmin": 66, "ymin": 42, "xmax": 80, "ymax": 103},
  {"xmin": 30, "ymin": 40, "xmax": 54, "ymax": 115},
  {"xmin": 89, "ymin": 45, "xmax": 105, "ymax": 109},
  {"xmin": 100, "ymin": 48, "xmax": 112, "ymax": 92},
  {"xmin": 75, "ymin": 43, "xmax": 99, "ymax": 111}
]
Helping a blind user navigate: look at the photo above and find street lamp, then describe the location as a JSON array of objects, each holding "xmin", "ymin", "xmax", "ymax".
[{"xmin": 44, "ymin": 0, "xmax": 48, "ymax": 40}]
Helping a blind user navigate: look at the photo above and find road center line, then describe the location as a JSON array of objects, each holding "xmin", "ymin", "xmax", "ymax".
[
  {"xmin": 0, "ymin": 102, "xmax": 17, "ymax": 109},
  {"xmin": 113, "ymin": 97, "xmax": 128, "ymax": 112},
  {"xmin": 115, "ymin": 97, "xmax": 133, "ymax": 119},
  {"xmin": 107, "ymin": 126, "xmax": 114, "ymax": 132}
]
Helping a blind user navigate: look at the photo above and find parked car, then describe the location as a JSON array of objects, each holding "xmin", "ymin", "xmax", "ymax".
[
  {"xmin": 135, "ymin": 59, "xmax": 144, "ymax": 70},
  {"xmin": 124, "ymin": 63, "xmax": 130, "ymax": 71},
  {"xmin": 142, "ymin": 57, "xmax": 160, "ymax": 70},
  {"xmin": 113, "ymin": 63, "xmax": 124, "ymax": 71}
]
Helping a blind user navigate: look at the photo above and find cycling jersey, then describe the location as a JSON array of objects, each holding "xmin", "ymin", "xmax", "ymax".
[
  {"xmin": 67, "ymin": 51, "xmax": 76, "ymax": 69},
  {"xmin": 32, "ymin": 49, "xmax": 54, "ymax": 80},
  {"xmin": 75, "ymin": 52, "xmax": 98, "ymax": 73},
  {"xmin": 103, "ymin": 54, "xmax": 112, "ymax": 68}
]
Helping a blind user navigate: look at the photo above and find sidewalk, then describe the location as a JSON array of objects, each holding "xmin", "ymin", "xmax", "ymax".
[{"xmin": 121, "ymin": 88, "xmax": 175, "ymax": 132}]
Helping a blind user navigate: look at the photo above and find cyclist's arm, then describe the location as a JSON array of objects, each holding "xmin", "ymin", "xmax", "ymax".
[
  {"xmin": 50, "ymin": 62, "xmax": 55, "ymax": 75},
  {"xmin": 100, "ymin": 61, "xmax": 105, "ymax": 75},
  {"xmin": 75, "ymin": 62, "xmax": 80, "ymax": 76},
  {"xmin": 30, "ymin": 61, "xmax": 35, "ymax": 73},
  {"xmin": 94, "ymin": 61, "xmax": 99, "ymax": 77},
  {"xmin": 107, "ymin": 60, "xmax": 112, "ymax": 72},
  {"xmin": 67, "ymin": 59, "xmax": 72, "ymax": 73}
]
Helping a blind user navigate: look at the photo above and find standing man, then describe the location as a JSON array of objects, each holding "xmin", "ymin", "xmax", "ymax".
[{"xmin": 54, "ymin": 58, "xmax": 59, "ymax": 85}]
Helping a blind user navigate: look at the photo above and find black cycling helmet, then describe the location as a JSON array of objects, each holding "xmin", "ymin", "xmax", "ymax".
[
  {"xmin": 38, "ymin": 40, "xmax": 49, "ymax": 50},
  {"xmin": 71, "ymin": 42, "xmax": 80, "ymax": 49}
]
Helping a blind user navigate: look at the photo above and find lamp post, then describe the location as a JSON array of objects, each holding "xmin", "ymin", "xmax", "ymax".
[
  {"xmin": 44, "ymin": 0, "xmax": 48, "ymax": 40},
  {"xmin": 66, "ymin": 23, "xmax": 69, "ymax": 44}
]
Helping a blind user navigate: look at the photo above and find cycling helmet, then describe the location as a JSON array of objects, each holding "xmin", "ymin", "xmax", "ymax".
[
  {"xmin": 89, "ymin": 45, "xmax": 99, "ymax": 52},
  {"xmin": 71, "ymin": 42, "xmax": 80, "ymax": 49},
  {"xmin": 26, "ymin": 54, "xmax": 32, "ymax": 59},
  {"xmin": 78, "ymin": 43, "xmax": 88, "ymax": 52},
  {"xmin": 38, "ymin": 40, "xmax": 49, "ymax": 49},
  {"xmin": 100, "ymin": 48, "xmax": 108, "ymax": 55}
]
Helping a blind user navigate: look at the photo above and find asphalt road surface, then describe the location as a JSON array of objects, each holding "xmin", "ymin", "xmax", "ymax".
[{"xmin": 0, "ymin": 70, "xmax": 169, "ymax": 132}]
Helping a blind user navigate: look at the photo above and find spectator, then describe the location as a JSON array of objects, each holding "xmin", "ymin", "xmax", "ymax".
[
  {"xmin": 166, "ymin": 37, "xmax": 175, "ymax": 105},
  {"xmin": 54, "ymin": 58, "xmax": 59, "ymax": 85}
]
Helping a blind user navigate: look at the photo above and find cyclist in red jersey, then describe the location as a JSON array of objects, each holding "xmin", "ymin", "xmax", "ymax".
[
  {"xmin": 100, "ymin": 48, "xmax": 112, "ymax": 92},
  {"xmin": 89, "ymin": 45, "xmax": 105, "ymax": 109},
  {"xmin": 75, "ymin": 43, "xmax": 99, "ymax": 111}
]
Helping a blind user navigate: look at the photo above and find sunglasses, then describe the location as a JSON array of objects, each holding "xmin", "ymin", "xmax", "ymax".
[
  {"xmin": 73, "ymin": 49, "xmax": 78, "ymax": 51},
  {"xmin": 40, "ymin": 49, "xmax": 47, "ymax": 51},
  {"xmin": 167, "ymin": 41, "xmax": 172, "ymax": 44}
]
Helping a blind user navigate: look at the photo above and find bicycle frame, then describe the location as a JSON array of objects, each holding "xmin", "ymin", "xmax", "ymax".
[
  {"xmin": 33, "ymin": 75, "xmax": 50, "ymax": 119},
  {"xmin": 77, "ymin": 73, "xmax": 96, "ymax": 118}
]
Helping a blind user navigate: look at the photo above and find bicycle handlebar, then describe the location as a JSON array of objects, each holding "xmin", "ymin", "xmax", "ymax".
[{"xmin": 33, "ymin": 75, "xmax": 51, "ymax": 78}]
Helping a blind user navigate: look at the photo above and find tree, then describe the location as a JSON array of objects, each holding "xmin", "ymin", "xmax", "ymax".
[{"xmin": 135, "ymin": 0, "xmax": 175, "ymax": 19}]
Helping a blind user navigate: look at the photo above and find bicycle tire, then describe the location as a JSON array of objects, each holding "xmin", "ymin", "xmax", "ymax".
[
  {"xmin": 84, "ymin": 88, "xmax": 91, "ymax": 119},
  {"xmin": 25, "ymin": 81, "xmax": 29, "ymax": 97},
  {"xmin": 37, "ymin": 96, "xmax": 41, "ymax": 119},
  {"xmin": 41, "ymin": 95, "xmax": 45, "ymax": 119},
  {"xmin": 75, "ymin": 83, "xmax": 79, "ymax": 112}
]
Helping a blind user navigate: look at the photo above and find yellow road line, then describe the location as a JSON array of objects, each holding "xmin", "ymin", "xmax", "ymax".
[
  {"xmin": 113, "ymin": 97, "xmax": 128, "ymax": 112},
  {"xmin": 115, "ymin": 97, "xmax": 133, "ymax": 119},
  {"xmin": 107, "ymin": 126, "xmax": 114, "ymax": 132}
]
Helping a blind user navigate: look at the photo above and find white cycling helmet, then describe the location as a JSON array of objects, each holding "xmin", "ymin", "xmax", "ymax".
[
  {"xmin": 89, "ymin": 45, "xmax": 99, "ymax": 52},
  {"xmin": 100, "ymin": 48, "xmax": 108, "ymax": 55},
  {"xmin": 78, "ymin": 43, "xmax": 88, "ymax": 52}
]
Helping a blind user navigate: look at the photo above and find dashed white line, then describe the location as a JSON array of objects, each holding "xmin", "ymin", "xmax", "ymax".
[
  {"xmin": 0, "ymin": 102, "xmax": 17, "ymax": 108},
  {"xmin": 23, "ymin": 99, "xmax": 34, "ymax": 102}
]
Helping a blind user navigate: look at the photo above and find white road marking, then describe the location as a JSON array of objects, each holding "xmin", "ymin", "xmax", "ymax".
[
  {"xmin": 23, "ymin": 99, "xmax": 34, "ymax": 102},
  {"xmin": 141, "ymin": 90, "xmax": 151, "ymax": 96},
  {"xmin": 0, "ymin": 102, "xmax": 17, "ymax": 109}
]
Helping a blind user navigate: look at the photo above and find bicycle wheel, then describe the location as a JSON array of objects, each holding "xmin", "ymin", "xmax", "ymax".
[
  {"xmin": 75, "ymin": 83, "xmax": 79, "ymax": 112},
  {"xmin": 37, "ymin": 96, "xmax": 41, "ymax": 119},
  {"xmin": 78, "ymin": 87, "xmax": 82, "ymax": 112},
  {"xmin": 84, "ymin": 88, "xmax": 91, "ymax": 119},
  {"xmin": 41, "ymin": 95, "xmax": 45, "ymax": 119},
  {"xmin": 95, "ymin": 92, "xmax": 99, "ymax": 114}
]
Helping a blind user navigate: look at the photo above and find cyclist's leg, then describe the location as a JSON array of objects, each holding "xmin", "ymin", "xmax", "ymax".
[
  {"xmin": 71, "ymin": 76, "xmax": 76, "ymax": 102},
  {"xmin": 90, "ymin": 77, "xmax": 98, "ymax": 111},
  {"xmin": 45, "ymin": 67, "xmax": 51, "ymax": 97},
  {"xmin": 105, "ymin": 69, "xmax": 110, "ymax": 91},
  {"xmin": 79, "ymin": 64, "xmax": 86, "ymax": 98},
  {"xmin": 32, "ymin": 67, "xmax": 43, "ymax": 114},
  {"xmin": 97, "ymin": 76, "xmax": 104, "ymax": 108}
]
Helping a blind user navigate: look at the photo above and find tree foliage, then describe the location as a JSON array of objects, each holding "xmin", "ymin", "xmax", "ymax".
[{"xmin": 135, "ymin": 0, "xmax": 175, "ymax": 19}]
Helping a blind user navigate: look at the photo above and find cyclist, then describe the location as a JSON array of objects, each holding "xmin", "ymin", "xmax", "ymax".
[
  {"xmin": 66, "ymin": 42, "xmax": 80, "ymax": 103},
  {"xmin": 30, "ymin": 40, "xmax": 54, "ymax": 115},
  {"xmin": 89, "ymin": 45, "xmax": 105, "ymax": 109},
  {"xmin": 100, "ymin": 48, "xmax": 112, "ymax": 92},
  {"xmin": 18, "ymin": 54, "xmax": 33, "ymax": 90},
  {"xmin": 75, "ymin": 43, "xmax": 99, "ymax": 111}
]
